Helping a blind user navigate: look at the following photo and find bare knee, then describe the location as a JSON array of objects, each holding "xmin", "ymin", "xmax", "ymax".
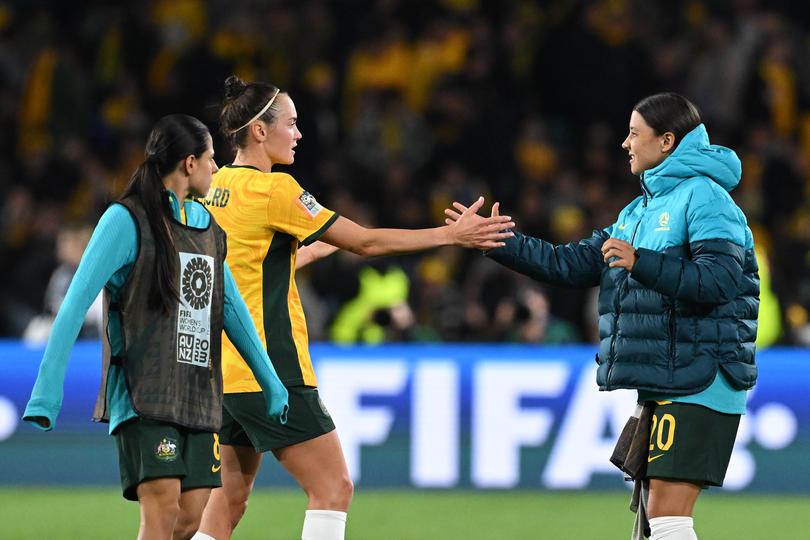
[
  {"xmin": 647, "ymin": 479, "xmax": 702, "ymax": 518},
  {"xmin": 221, "ymin": 483, "xmax": 251, "ymax": 532},
  {"xmin": 172, "ymin": 522, "xmax": 198, "ymax": 540},
  {"xmin": 173, "ymin": 511, "xmax": 202, "ymax": 540},
  {"xmin": 229, "ymin": 495, "xmax": 250, "ymax": 529},
  {"xmin": 139, "ymin": 480, "xmax": 181, "ymax": 512},
  {"xmin": 149, "ymin": 499, "xmax": 181, "ymax": 525},
  {"xmin": 199, "ymin": 483, "xmax": 253, "ymax": 539},
  {"xmin": 138, "ymin": 480, "xmax": 182, "ymax": 531},
  {"xmin": 308, "ymin": 474, "xmax": 353, "ymax": 511},
  {"xmin": 341, "ymin": 475, "xmax": 354, "ymax": 508}
]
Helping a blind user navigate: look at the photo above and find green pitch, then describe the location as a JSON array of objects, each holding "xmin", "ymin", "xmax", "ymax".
[{"xmin": 0, "ymin": 488, "xmax": 805, "ymax": 539}]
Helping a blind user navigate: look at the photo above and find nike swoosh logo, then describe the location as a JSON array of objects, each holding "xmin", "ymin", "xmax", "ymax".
[
  {"xmin": 648, "ymin": 454, "xmax": 665, "ymax": 463},
  {"xmin": 211, "ymin": 463, "xmax": 222, "ymax": 473},
  {"xmin": 618, "ymin": 224, "xmax": 627, "ymax": 230}
]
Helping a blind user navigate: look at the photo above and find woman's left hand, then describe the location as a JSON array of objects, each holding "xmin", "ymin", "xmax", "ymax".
[{"xmin": 601, "ymin": 238, "xmax": 637, "ymax": 271}]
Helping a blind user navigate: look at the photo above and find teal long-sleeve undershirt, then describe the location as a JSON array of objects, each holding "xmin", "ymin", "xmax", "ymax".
[{"xmin": 23, "ymin": 194, "xmax": 283, "ymax": 433}]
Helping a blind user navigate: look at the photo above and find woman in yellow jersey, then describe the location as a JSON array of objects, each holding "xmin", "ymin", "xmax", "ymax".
[{"xmin": 193, "ymin": 76, "xmax": 512, "ymax": 540}]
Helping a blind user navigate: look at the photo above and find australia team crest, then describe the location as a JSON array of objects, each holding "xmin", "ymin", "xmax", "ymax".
[{"xmin": 155, "ymin": 437, "xmax": 178, "ymax": 462}]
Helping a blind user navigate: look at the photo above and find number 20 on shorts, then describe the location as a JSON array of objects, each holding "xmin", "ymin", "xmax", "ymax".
[{"xmin": 650, "ymin": 412, "xmax": 676, "ymax": 453}]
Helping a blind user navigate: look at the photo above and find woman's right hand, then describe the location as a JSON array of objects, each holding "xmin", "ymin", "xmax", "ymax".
[
  {"xmin": 266, "ymin": 381, "xmax": 289, "ymax": 425},
  {"xmin": 444, "ymin": 197, "xmax": 515, "ymax": 250}
]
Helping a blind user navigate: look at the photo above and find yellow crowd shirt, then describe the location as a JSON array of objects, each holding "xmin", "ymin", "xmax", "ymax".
[{"xmin": 204, "ymin": 165, "xmax": 338, "ymax": 391}]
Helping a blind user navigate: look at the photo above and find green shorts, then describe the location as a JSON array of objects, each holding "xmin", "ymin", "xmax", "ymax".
[
  {"xmin": 219, "ymin": 386, "xmax": 335, "ymax": 452},
  {"xmin": 645, "ymin": 401, "xmax": 740, "ymax": 487},
  {"xmin": 113, "ymin": 417, "xmax": 222, "ymax": 501}
]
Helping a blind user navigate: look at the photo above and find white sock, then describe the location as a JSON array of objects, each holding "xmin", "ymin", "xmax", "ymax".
[
  {"xmin": 190, "ymin": 533, "xmax": 217, "ymax": 540},
  {"xmin": 649, "ymin": 516, "xmax": 697, "ymax": 539},
  {"xmin": 301, "ymin": 510, "xmax": 347, "ymax": 540}
]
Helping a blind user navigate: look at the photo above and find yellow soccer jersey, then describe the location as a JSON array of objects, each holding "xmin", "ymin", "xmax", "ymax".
[{"xmin": 204, "ymin": 164, "xmax": 338, "ymax": 391}]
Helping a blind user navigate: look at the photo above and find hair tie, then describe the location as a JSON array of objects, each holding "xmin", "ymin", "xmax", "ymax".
[{"xmin": 144, "ymin": 154, "xmax": 162, "ymax": 172}]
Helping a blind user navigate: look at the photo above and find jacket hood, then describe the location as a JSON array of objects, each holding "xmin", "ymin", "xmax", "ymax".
[{"xmin": 642, "ymin": 124, "xmax": 741, "ymax": 196}]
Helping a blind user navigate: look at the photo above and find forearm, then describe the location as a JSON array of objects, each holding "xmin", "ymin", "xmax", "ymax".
[
  {"xmin": 355, "ymin": 227, "xmax": 451, "ymax": 257},
  {"xmin": 487, "ymin": 230, "xmax": 606, "ymax": 288},
  {"xmin": 322, "ymin": 217, "xmax": 452, "ymax": 257},
  {"xmin": 322, "ymin": 203, "xmax": 515, "ymax": 255},
  {"xmin": 24, "ymin": 283, "xmax": 93, "ymax": 422},
  {"xmin": 631, "ymin": 241, "xmax": 744, "ymax": 304},
  {"xmin": 296, "ymin": 241, "xmax": 339, "ymax": 269}
]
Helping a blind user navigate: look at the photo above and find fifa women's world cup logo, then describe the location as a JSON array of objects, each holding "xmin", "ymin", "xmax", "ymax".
[
  {"xmin": 177, "ymin": 253, "xmax": 215, "ymax": 367},
  {"xmin": 182, "ymin": 257, "xmax": 213, "ymax": 309}
]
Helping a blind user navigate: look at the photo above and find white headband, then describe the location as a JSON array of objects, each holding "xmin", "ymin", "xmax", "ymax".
[{"xmin": 229, "ymin": 88, "xmax": 281, "ymax": 134}]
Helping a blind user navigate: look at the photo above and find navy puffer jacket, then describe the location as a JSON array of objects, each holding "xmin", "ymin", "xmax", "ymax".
[{"xmin": 488, "ymin": 124, "xmax": 759, "ymax": 395}]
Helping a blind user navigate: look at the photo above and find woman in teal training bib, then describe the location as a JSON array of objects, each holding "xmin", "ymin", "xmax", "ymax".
[
  {"xmin": 446, "ymin": 93, "xmax": 758, "ymax": 540},
  {"xmin": 23, "ymin": 114, "xmax": 289, "ymax": 540}
]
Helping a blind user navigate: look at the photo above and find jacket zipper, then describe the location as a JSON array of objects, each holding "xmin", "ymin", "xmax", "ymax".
[
  {"xmin": 640, "ymin": 175, "xmax": 650, "ymax": 207},
  {"xmin": 607, "ymin": 176, "xmax": 650, "ymax": 387},
  {"xmin": 642, "ymin": 173, "xmax": 676, "ymax": 382},
  {"xmin": 667, "ymin": 307, "xmax": 676, "ymax": 383},
  {"xmin": 606, "ymin": 277, "xmax": 623, "ymax": 388}
]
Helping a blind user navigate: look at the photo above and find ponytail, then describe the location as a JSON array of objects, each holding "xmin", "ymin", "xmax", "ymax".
[
  {"xmin": 118, "ymin": 114, "xmax": 211, "ymax": 314},
  {"xmin": 120, "ymin": 158, "xmax": 179, "ymax": 313}
]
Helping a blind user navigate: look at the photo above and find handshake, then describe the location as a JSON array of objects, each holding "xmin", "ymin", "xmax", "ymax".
[{"xmin": 443, "ymin": 197, "xmax": 514, "ymax": 251}]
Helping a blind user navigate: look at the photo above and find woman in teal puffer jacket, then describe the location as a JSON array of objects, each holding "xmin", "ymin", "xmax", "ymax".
[{"xmin": 446, "ymin": 93, "xmax": 758, "ymax": 540}]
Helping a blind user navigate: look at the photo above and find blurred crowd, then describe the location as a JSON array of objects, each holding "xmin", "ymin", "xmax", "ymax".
[{"xmin": 1, "ymin": 0, "xmax": 809, "ymax": 345}]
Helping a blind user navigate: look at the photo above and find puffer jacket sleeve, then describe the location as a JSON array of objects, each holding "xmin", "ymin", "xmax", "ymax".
[
  {"xmin": 630, "ymin": 199, "xmax": 746, "ymax": 305},
  {"xmin": 486, "ymin": 229, "xmax": 609, "ymax": 288}
]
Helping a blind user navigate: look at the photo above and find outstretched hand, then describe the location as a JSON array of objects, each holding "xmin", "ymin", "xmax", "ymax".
[{"xmin": 443, "ymin": 197, "xmax": 514, "ymax": 250}]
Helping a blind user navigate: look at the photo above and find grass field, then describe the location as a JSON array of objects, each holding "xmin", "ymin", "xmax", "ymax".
[{"xmin": 0, "ymin": 488, "xmax": 805, "ymax": 539}]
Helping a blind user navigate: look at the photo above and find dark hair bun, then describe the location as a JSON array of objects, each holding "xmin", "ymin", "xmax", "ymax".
[{"xmin": 224, "ymin": 75, "xmax": 248, "ymax": 100}]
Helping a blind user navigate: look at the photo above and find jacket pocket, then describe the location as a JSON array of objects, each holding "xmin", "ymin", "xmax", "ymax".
[{"xmin": 667, "ymin": 308, "xmax": 676, "ymax": 383}]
